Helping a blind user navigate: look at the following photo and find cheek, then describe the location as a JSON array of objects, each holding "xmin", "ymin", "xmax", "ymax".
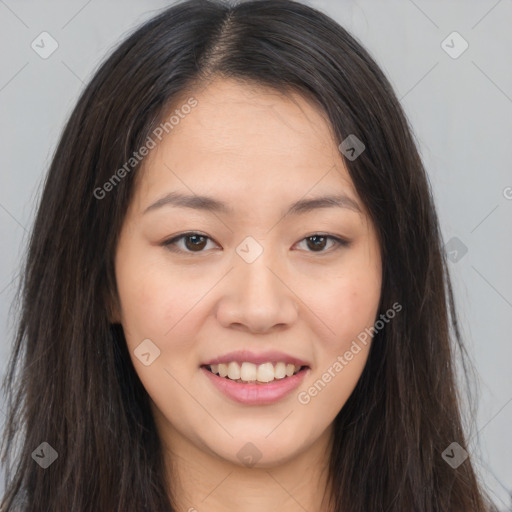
[
  {"xmin": 308, "ymin": 261, "xmax": 381, "ymax": 350},
  {"xmin": 116, "ymin": 263, "xmax": 166, "ymax": 345},
  {"xmin": 115, "ymin": 249, "xmax": 220, "ymax": 379},
  {"xmin": 115, "ymin": 247, "xmax": 194, "ymax": 352},
  {"xmin": 298, "ymin": 250, "xmax": 381, "ymax": 412},
  {"xmin": 297, "ymin": 281, "xmax": 379, "ymax": 418},
  {"xmin": 115, "ymin": 254, "xmax": 205, "ymax": 415}
]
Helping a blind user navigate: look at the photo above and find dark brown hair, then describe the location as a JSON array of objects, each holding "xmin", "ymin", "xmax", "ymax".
[{"xmin": 1, "ymin": 0, "xmax": 492, "ymax": 510}]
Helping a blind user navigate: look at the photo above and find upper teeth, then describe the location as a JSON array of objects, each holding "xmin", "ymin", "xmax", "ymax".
[{"xmin": 209, "ymin": 362, "xmax": 302, "ymax": 383}]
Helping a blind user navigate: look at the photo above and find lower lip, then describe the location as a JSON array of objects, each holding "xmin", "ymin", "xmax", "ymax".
[{"xmin": 201, "ymin": 366, "xmax": 310, "ymax": 405}]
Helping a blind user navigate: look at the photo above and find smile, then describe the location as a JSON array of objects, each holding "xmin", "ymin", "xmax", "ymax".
[{"xmin": 201, "ymin": 364, "xmax": 310, "ymax": 405}]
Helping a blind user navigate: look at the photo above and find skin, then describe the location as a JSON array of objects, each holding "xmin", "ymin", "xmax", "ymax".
[{"xmin": 113, "ymin": 77, "xmax": 382, "ymax": 512}]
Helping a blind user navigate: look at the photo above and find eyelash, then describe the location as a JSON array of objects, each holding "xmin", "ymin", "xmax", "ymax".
[{"xmin": 161, "ymin": 232, "xmax": 350, "ymax": 255}]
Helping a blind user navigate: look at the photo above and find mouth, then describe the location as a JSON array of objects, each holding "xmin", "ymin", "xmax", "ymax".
[
  {"xmin": 200, "ymin": 362, "xmax": 310, "ymax": 405},
  {"xmin": 201, "ymin": 362, "xmax": 309, "ymax": 385}
]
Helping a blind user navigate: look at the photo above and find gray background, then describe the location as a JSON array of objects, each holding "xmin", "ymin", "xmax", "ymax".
[{"xmin": 0, "ymin": 0, "xmax": 511, "ymax": 508}]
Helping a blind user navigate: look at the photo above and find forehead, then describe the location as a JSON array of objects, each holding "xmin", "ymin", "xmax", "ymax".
[
  {"xmin": 135, "ymin": 78, "xmax": 359, "ymax": 211},
  {"xmin": 168, "ymin": 78, "xmax": 338, "ymax": 161}
]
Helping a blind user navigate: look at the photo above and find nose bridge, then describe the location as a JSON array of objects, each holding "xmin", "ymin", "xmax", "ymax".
[
  {"xmin": 215, "ymin": 236, "xmax": 299, "ymax": 332},
  {"xmin": 235, "ymin": 237, "xmax": 283, "ymax": 303}
]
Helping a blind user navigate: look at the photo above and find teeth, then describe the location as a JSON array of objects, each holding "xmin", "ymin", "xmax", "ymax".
[
  {"xmin": 208, "ymin": 361, "xmax": 304, "ymax": 383},
  {"xmin": 240, "ymin": 362, "xmax": 257, "ymax": 381},
  {"xmin": 257, "ymin": 362, "xmax": 274, "ymax": 383},
  {"xmin": 218, "ymin": 364, "xmax": 228, "ymax": 378},
  {"xmin": 274, "ymin": 362, "xmax": 286, "ymax": 379},
  {"xmin": 227, "ymin": 361, "xmax": 240, "ymax": 380}
]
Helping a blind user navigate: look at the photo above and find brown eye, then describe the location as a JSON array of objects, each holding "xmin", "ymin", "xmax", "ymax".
[
  {"xmin": 296, "ymin": 234, "xmax": 350, "ymax": 253},
  {"xmin": 183, "ymin": 234, "xmax": 207, "ymax": 251},
  {"xmin": 162, "ymin": 233, "xmax": 217, "ymax": 253},
  {"xmin": 306, "ymin": 235, "xmax": 328, "ymax": 251}
]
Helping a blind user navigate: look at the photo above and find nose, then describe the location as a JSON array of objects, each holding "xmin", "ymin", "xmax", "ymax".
[{"xmin": 215, "ymin": 247, "xmax": 299, "ymax": 334}]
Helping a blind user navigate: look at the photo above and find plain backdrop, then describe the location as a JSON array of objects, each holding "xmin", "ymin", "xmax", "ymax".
[{"xmin": 0, "ymin": 0, "xmax": 511, "ymax": 508}]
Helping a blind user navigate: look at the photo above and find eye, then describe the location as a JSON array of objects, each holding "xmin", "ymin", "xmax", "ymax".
[
  {"xmin": 162, "ymin": 232, "xmax": 219, "ymax": 253},
  {"xmin": 294, "ymin": 234, "xmax": 350, "ymax": 253},
  {"xmin": 162, "ymin": 232, "xmax": 350, "ymax": 255}
]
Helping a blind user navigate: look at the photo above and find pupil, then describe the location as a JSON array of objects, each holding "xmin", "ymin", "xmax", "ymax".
[
  {"xmin": 308, "ymin": 235, "xmax": 326, "ymax": 251},
  {"xmin": 185, "ymin": 235, "xmax": 206, "ymax": 251}
]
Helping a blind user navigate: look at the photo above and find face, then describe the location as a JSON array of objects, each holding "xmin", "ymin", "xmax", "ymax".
[{"xmin": 114, "ymin": 77, "xmax": 382, "ymax": 468}]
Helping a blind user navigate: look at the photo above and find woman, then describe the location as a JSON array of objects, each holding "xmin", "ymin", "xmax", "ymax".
[{"xmin": 0, "ymin": 0, "xmax": 492, "ymax": 510}]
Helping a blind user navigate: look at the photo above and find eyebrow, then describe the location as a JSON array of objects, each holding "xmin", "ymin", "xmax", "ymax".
[{"xmin": 143, "ymin": 191, "xmax": 362, "ymax": 216}]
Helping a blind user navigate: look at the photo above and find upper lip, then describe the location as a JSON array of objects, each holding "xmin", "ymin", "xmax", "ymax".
[{"xmin": 201, "ymin": 350, "xmax": 310, "ymax": 368}]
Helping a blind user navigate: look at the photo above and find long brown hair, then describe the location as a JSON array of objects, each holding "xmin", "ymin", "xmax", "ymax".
[{"xmin": 1, "ymin": 0, "xmax": 492, "ymax": 510}]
